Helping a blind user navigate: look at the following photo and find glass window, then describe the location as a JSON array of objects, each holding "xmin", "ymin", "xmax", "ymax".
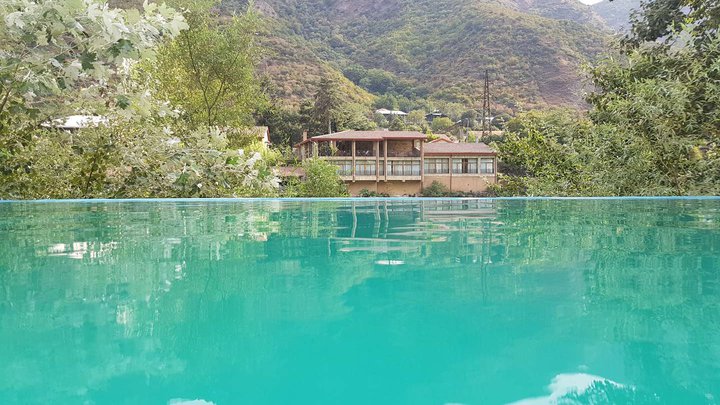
[
  {"xmin": 452, "ymin": 158, "xmax": 478, "ymax": 174},
  {"xmin": 335, "ymin": 160, "xmax": 352, "ymax": 176},
  {"xmin": 354, "ymin": 161, "xmax": 376, "ymax": 176},
  {"xmin": 480, "ymin": 158, "xmax": 495, "ymax": 174},
  {"xmin": 424, "ymin": 158, "xmax": 449, "ymax": 174},
  {"xmin": 388, "ymin": 160, "xmax": 421, "ymax": 176}
]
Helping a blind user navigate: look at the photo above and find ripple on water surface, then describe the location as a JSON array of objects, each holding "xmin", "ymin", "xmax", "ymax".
[{"xmin": 0, "ymin": 199, "xmax": 719, "ymax": 404}]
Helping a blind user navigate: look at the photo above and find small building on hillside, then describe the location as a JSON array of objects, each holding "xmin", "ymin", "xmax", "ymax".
[
  {"xmin": 375, "ymin": 109, "xmax": 408, "ymax": 120},
  {"xmin": 237, "ymin": 126, "xmax": 271, "ymax": 146},
  {"xmin": 295, "ymin": 130, "xmax": 497, "ymax": 196},
  {"xmin": 425, "ymin": 111, "xmax": 448, "ymax": 122},
  {"xmin": 428, "ymin": 133, "xmax": 457, "ymax": 143}
]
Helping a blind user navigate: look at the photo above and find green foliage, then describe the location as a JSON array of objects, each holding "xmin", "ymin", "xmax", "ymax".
[
  {"xmin": 0, "ymin": 121, "xmax": 280, "ymax": 199},
  {"xmin": 421, "ymin": 181, "xmax": 450, "ymax": 197},
  {"xmin": 0, "ymin": 0, "xmax": 187, "ymax": 124},
  {"xmin": 494, "ymin": 7, "xmax": 720, "ymax": 197},
  {"xmin": 283, "ymin": 158, "xmax": 349, "ymax": 197},
  {"xmin": 253, "ymin": 0, "xmax": 609, "ymax": 112},
  {"xmin": 300, "ymin": 75, "xmax": 375, "ymax": 136},
  {"xmin": 625, "ymin": 0, "xmax": 719, "ymax": 48},
  {"xmin": 407, "ymin": 110, "xmax": 426, "ymax": 126},
  {"xmin": 0, "ymin": 0, "xmax": 281, "ymax": 200},
  {"xmin": 495, "ymin": 110, "xmax": 593, "ymax": 196},
  {"xmin": 358, "ymin": 189, "xmax": 389, "ymax": 197},
  {"xmin": 149, "ymin": 0, "xmax": 263, "ymax": 128},
  {"xmin": 388, "ymin": 117, "xmax": 407, "ymax": 131},
  {"xmin": 431, "ymin": 117, "xmax": 454, "ymax": 133}
]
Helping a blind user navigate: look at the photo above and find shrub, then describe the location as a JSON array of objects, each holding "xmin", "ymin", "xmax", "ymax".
[
  {"xmin": 284, "ymin": 158, "xmax": 349, "ymax": 197},
  {"xmin": 421, "ymin": 181, "xmax": 450, "ymax": 197},
  {"xmin": 358, "ymin": 188, "xmax": 390, "ymax": 197}
]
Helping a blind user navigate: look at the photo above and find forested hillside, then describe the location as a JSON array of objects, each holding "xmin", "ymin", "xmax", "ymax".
[
  {"xmin": 226, "ymin": 0, "xmax": 612, "ymax": 111},
  {"xmin": 592, "ymin": 0, "xmax": 642, "ymax": 32},
  {"xmin": 111, "ymin": 0, "xmax": 614, "ymax": 111}
]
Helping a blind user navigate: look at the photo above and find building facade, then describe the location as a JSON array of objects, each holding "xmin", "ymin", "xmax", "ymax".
[{"xmin": 295, "ymin": 130, "xmax": 497, "ymax": 196}]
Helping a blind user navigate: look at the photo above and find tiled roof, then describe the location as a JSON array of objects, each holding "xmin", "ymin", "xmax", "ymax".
[
  {"xmin": 424, "ymin": 142, "xmax": 496, "ymax": 155},
  {"xmin": 428, "ymin": 134, "xmax": 456, "ymax": 143},
  {"xmin": 300, "ymin": 130, "xmax": 426, "ymax": 144}
]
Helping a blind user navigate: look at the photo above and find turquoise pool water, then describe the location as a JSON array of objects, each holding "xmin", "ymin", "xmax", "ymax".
[{"xmin": 0, "ymin": 199, "xmax": 719, "ymax": 404}]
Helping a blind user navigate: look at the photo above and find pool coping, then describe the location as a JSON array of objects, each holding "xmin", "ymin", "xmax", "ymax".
[{"xmin": 1, "ymin": 196, "xmax": 720, "ymax": 203}]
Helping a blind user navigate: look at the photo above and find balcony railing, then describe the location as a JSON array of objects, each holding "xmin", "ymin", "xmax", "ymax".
[
  {"xmin": 387, "ymin": 159, "xmax": 421, "ymax": 177},
  {"xmin": 324, "ymin": 157, "xmax": 422, "ymax": 178}
]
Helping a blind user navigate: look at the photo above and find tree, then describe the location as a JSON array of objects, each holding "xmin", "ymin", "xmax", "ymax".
[
  {"xmin": 389, "ymin": 117, "xmax": 406, "ymax": 131},
  {"xmin": 494, "ymin": 110, "xmax": 594, "ymax": 196},
  {"xmin": 625, "ymin": 0, "xmax": 720, "ymax": 48},
  {"xmin": 311, "ymin": 76, "xmax": 343, "ymax": 134},
  {"xmin": 284, "ymin": 158, "xmax": 349, "ymax": 197},
  {"xmin": 407, "ymin": 110, "xmax": 426, "ymax": 126},
  {"xmin": 373, "ymin": 94, "xmax": 399, "ymax": 110},
  {"xmin": 0, "ymin": 0, "xmax": 188, "ymax": 198},
  {"xmin": 0, "ymin": 0, "xmax": 280, "ymax": 200},
  {"xmin": 150, "ymin": 0, "xmax": 262, "ymax": 129},
  {"xmin": 431, "ymin": 117, "xmax": 454, "ymax": 133},
  {"xmin": 0, "ymin": 0, "xmax": 187, "ymax": 125}
]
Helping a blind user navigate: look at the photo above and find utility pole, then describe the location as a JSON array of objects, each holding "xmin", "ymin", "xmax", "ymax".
[{"xmin": 480, "ymin": 69, "xmax": 491, "ymax": 143}]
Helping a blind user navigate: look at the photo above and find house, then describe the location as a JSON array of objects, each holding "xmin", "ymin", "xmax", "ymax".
[
  {"xmin": 236, "ymin": 126, "xmax": 271, "ymax": 146},
  {"xmin": 295, "ymin": 130, "xmax": 497, "ymax": 196},
  {"xmin": 375, "ymin": 108, "xmax": 408, "ymax": 119},
  {"xmin": 425, "ymin": 111, "xmax": 448, "ymax": 122},
  {"xmin": 41, "ymin": 115, "xmax": 108, "ymax": 131},
  {"xmin": 428, "ymin": 133, "xmax": 457, "ymax": 143}
]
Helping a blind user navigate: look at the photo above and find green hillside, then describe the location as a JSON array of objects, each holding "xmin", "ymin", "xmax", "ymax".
[
  {"xmin": 113, "ymin": 0, "xmax": 613, "ymax": 112},
  {"xmin": 239, "ymin": 0, "xmax": 612, "ymax": 112},
  {"xmin": 592, "ymin": 0, "xmax": 642, "ymax": 32}
]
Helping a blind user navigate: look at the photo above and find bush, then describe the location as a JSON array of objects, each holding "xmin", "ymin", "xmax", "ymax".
[
  {"xmin": 421, "ymin": 181, "xmax": 450, "ymax": 197},
  {"xmin": 284, "ymin": 158, "xmax": 349, "ymax": 197},
  {"xmin": 358, "ymin": 188, "xmax": 390, "ymax": 197}
]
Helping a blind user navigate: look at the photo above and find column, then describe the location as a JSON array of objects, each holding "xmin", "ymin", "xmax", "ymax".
[
  {"xmin": 383, "ymin": 139, "xmax": 388, "ymax": 182},
  {"xmin": 351, "ymin": 141, "xmax": 356, "ymax": 182},
  {"xmin": 375, "ymin": 141, "xmax": 380, "ymax": 182}
]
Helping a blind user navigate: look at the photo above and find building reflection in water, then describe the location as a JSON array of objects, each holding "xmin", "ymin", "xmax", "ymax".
[{"xmin": 0, "ymin": 199, "xmax": 718, "ymax": 404}]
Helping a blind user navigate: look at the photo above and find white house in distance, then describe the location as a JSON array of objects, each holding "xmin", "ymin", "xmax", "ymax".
[
  {"xmin": 41, "ymin": 115, "xmax": 108, "ymax": 131},
  {"xmin": 41, "ymin": 116, "xmax": 271, "ymax": 147},
  {"xmin": 375, "ymin": 108, "xmax": 408, "ymax": 120}
]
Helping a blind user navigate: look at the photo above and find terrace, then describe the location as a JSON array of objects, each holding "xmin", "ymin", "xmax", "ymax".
[{"xmin": 298, "ymin": 131, "xmax": 427, "ymax": 181}]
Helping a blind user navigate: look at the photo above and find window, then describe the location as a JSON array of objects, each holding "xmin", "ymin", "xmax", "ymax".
[
  {"xmin": 452, "ymin": 158, "xmax": 478, "ymax": 174},
  {"xmin": 355, "ymin": 141, "xmax": 375, "ymax": 157},
  {"xmin": 388, "ymin": 160, "xmax": 421, "ymax": 176},
  {"xmin": 424, "ymin": 158, "xmax": 449, "ymax": 174},
  {"xmin": 480, "ymin": 158, "xmax": 495, "ymax": 174},
  {"xmin": 335, "ymin": 161, "xmax": 352, "ymax": 176},
  {"xmin": 355, "ymin": 161, "xmax": 376, "ymax": 176}
]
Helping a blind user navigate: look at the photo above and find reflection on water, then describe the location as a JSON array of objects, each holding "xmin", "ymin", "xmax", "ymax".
[{"xmin": 0, "ymin": 199, "xmax": 719, "ymax": 404}]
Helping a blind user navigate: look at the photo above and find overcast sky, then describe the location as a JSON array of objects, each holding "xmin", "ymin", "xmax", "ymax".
[{"xmin": 578, "ymin": 0, "xmax": 603, "ymax": 4}]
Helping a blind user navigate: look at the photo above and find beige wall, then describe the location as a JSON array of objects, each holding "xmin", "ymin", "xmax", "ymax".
[
  {"xmin": 423, "ymin": 174, "xmax": 496, "ymax": 193},
  {"xmin": 347, "ymin": 181, "xmax": 422, "ymax": 196}
]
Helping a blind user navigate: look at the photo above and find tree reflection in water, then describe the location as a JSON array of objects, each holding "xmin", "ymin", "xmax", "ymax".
[{"xmin": 0, "ymin": 199, "xmax": 718, "ymax": 404}]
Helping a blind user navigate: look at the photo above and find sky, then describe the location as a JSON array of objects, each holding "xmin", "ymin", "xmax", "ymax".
[{"xmin": 577, "ymin": 0, "xmax": 604, "ymax": 4}]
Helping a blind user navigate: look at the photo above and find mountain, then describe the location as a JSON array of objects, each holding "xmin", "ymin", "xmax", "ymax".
[
  {"xmin": 592, "ymin": 0, "xmax": 642, "ymax": 32},
  {"xmin": 242, "ymin": 0, "xmax": 612, "ymax": 112},
  {"xmin": 112, "ymin": 0, "xmax": 615, "ymax": 112}
]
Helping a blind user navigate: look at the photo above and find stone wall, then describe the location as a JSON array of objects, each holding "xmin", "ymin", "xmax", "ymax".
[{"xmin": 387, "ymin": 141, "xmax": 416, "ymax": 156}]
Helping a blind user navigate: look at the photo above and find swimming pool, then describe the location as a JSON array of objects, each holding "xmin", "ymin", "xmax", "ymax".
[{"xmin": 1, "ymin": 198, "xmax": 718, "ymax": 404}]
